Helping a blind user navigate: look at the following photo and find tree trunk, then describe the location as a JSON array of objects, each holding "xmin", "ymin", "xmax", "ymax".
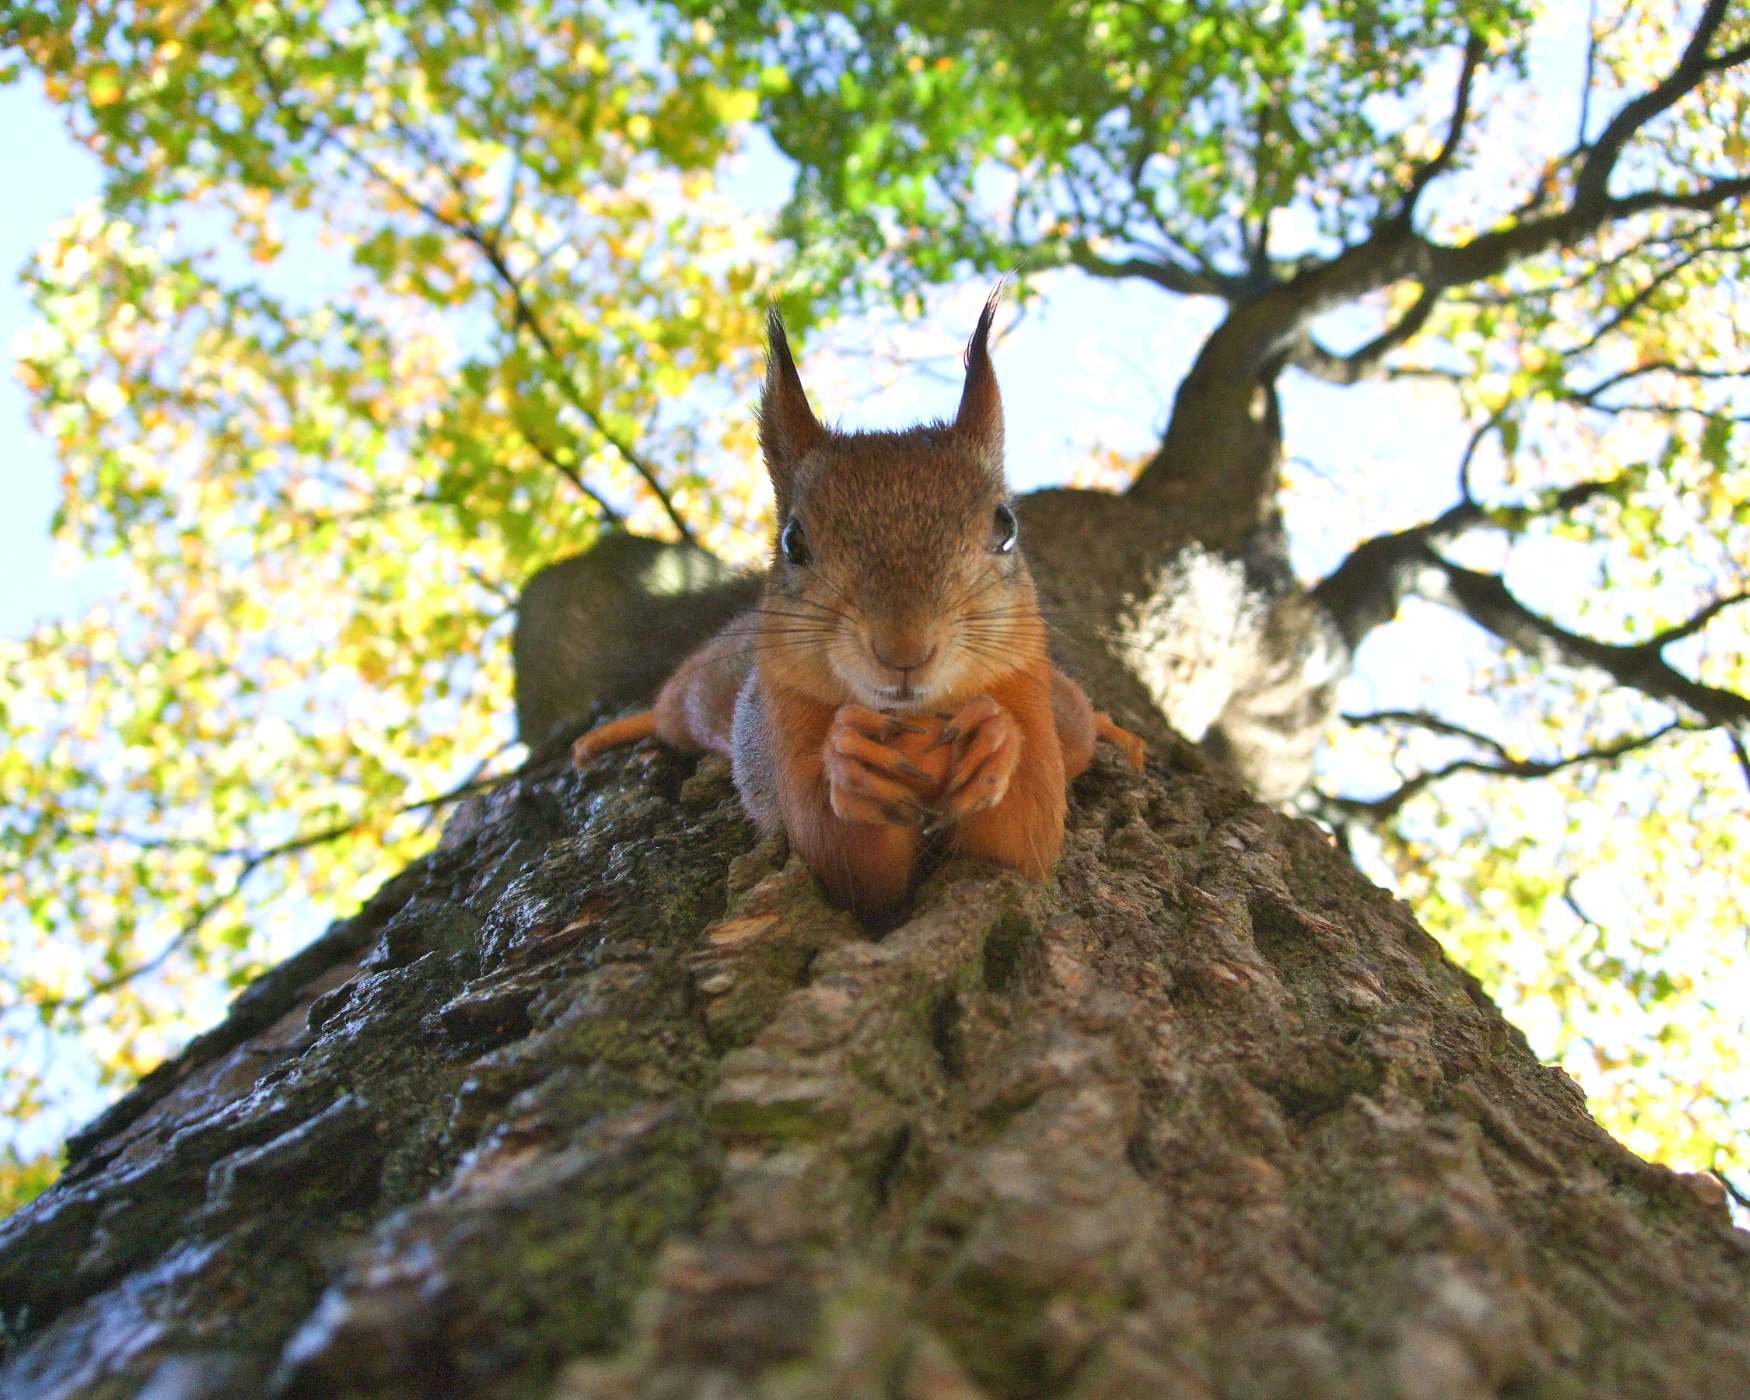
[{"xmin": 3, "ymin": 700, "xmax": 1745, "ymax": 1397}]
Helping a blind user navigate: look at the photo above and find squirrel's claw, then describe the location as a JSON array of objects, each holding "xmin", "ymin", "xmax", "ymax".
[
  {"xmin": 841, "ymin": 703, "xmax": 926, "ymax": 741},
  {"xmin": 825, "ymin": 710, "xmax": 939, "ymax": 829},
  {"xmin": 935, "ymin": 694, "xmax": 1020, "ymax": 819},
  {"xmin": 831, "ymin": 725, "xmax": 931, "ymax": 787},
  {"xmin": 828, "ymin": 770, "xmax": 929, "ymax": 829}
]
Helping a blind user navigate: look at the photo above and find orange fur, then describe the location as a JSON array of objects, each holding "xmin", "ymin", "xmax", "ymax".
[
  {"xmin": 947, "ymin": 660, "xmax": 1067, "ymax": 881},
  {"xmin": 766, "ymin": 677, "xmax": 921, "ymax": 916},
  {"xmin": 1094, "ymin": 712, "xmax": 1148, "ymax": 770},
  {"xmin": 1053, "ymin": 667, "xmax": 1099, "ymax": 781},
  {"xmin": 571, "ymin": 710, "xmax": 656, "ymax": 765}
]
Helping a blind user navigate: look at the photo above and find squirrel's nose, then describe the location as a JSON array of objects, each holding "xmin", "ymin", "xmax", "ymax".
[{"xmin": 871, "ymin": 637, "xmax": 938, "ymax": 674}]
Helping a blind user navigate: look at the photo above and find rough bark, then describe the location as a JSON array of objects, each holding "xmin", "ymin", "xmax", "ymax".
[
  {"xmin": 3, "ymin": 689, "xmax": 1746, "ymax": 1397},
  {"xmin": 515, "ymin": 534, "xmax": 763, "ymax": 751}
]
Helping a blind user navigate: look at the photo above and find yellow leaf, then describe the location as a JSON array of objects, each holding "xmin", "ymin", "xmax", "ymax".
[{"xmin": 88, "ymin": 66, "xmax": 123, "ymax": 107}]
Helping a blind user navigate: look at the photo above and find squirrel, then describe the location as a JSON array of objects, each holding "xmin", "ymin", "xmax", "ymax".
[{"xmin": 571, "ymin": 292, "xmax": 1145, "ymax": 918}]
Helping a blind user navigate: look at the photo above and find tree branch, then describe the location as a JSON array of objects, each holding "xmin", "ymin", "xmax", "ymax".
[
  {"xmin": 1727, "ymin": 728, "xmax": 1750, "ymax": 793},
  {"xmin": 1579, "ymin": 0, "xmax": 1601, "ymax": 144},
  {"xmin": 1312, "ymin": 479, "xmax": 1612, "ymax": 647},
  {"xmin": 1396, "ymin": 32, "xmax": 1487, "ymax": 227},
  {"xmin": 1452, "ymin": 215, "xmax": 1736, "ymax": 309},
  {"xmin": 1342, "ymin": 708, "xmax": 1513, "ymax": 762},
  {"xmin": 1573, "ymin": 360, "xmax": 1750, "ymax": 403},
  {"xmin": 474, "ymin": 237, "xmax": 699, "ymax": 545},
  {"xmin": 1290, "ymin": 284, "xmax": 1441, "ymax": 384},
  {"xmin": 1558, "ymin": 244, "xmax": 1728, "ymax": 357},
  {"xmin": 1214, "ymin": 1, "xmax": 1749, "ymax": 377},
  {"xmin": 216, "ymin": 0, "xmax": 696, "ymax": 544},
  {"xmin": 1413, "ymin": 560, "xmax": 1750, "ymax": 730},
  {"xmin": 1570, "ymin": 0, "xmax": 1735, "ymax": 214},
  {"xmin": 1639, "ymin": 591, "xmax": 1750, "ymax": 650},
  {"xmin": 1577, "ymin": 401, "xmax": 1749, "ymax": 424},
  {"xmin": 20, "ymin": 766, "xmax": 513, "ymax": 1017},
  {"xmin": 511, "ymin": 422, "xmax": 627, "ymax": 525},
  {"xmin": 1065, "ymin": 242, "xmax": 1235, "ymax": 300},
  {"xmin": 1327, "ymin": 720, "xmax": 1691, "ymax": 820}
]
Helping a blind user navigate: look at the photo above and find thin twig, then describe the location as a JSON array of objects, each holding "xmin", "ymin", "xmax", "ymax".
[
  {"xmin": 1342, "ymin": 708, "xmax": 1513, "ymax": 763},
  {"xmin": 1328, "ymin": 721, "xmax": 1692, "ymax": 819},
  {"xmin": 21, "ymin": 765, "xmax": 515, "ymax": 1016},
  {"xmin": 215, "ymin": 0, "xmax": 693, "ymax": 541}
]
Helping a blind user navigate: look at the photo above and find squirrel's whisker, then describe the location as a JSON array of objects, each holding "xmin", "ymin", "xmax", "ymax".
[
  {"xmin": 944, "ymin": 564, "xmax": 1008, "ymax": 617},
  {"xmin": 963, "ymin": 606, "xmax": 1179, "ymax": 661},
  {"xmin": 775, "ymin": 589, "xmax": 860, "ymax": 625},
  {"xmin": 747, "ymin": 606, "xmax": 849, "ymax": 626}
]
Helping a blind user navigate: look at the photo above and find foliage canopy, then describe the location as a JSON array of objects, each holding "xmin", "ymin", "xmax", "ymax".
[{"xmin": 2, "ymin": 0, "xmax": 1746, "ymax": 1214}]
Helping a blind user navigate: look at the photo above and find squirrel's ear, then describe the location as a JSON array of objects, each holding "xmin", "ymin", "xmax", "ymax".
[
  {"xmin": 759, "ymin": 307, "xmax": 824, "ymax": 513},
  {"xmin": 953, "ymin": 283, "xmax": 1005, "ymax": 464}
]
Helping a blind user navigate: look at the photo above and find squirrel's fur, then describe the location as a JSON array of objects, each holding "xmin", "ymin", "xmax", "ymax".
[{"xmin": 571, "ymin": 294, "xmax": 1143, "ymax": 917}]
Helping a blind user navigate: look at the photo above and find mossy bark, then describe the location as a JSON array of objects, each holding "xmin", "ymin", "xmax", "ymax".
[{"xmin": 2, "ymin": 719, "xmax": 1746, "ymax": 1398}]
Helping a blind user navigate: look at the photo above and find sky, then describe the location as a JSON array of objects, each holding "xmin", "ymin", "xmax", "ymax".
[{"xmin": 0, "ymin": 77, "xmax": 107, "ymax": 637}]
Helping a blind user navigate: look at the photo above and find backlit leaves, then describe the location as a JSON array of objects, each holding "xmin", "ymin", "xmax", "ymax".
[
  {"xmin": 3, "ymin": 0, "xmax": 1746, "ymax": 1217},
  {"xmin": 3, "ymin": 0, "xmax": 775, "ymax": 1180}
]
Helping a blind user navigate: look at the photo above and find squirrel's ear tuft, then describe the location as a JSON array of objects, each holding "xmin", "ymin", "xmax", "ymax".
[
  {"xmin": 953, "ymin": 283, "xmax": 1005, "ymax": 464},
  {"xmin": 759, "ymin": 306, "xmax": 825, "ymax": 514}
]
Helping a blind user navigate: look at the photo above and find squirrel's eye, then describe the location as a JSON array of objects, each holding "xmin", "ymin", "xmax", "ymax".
[
  {"xmin": 780, "ymin": 517, "xmax": 811, "ymax": 567},
  {"xmin": 992, "ymin": 503, "xmax": 1019, "ymax": 555}
]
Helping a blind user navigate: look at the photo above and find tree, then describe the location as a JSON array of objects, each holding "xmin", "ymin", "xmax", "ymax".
[
  {"xmin": 660, "ymin": 0, "xmax": 1750, "ymax": 1191},
  {"xmin": 0, "ymin": 0, "xmax": 1744, "ymax": 1252},
  {"xmin": 2, "ymin": 2, "xmax": 1749, "ymax": 1389},
  {"xmin": 1, "ymin": 0, "xmax": 777, "ymax": 1182},
  {"xmin": 2, "ymin": 718, "xmax": 1749, "ymax": 1396}
]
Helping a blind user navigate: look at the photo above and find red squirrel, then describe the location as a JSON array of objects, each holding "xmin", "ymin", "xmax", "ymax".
[{"xmin": 572, "ymin": 293, "xmax": 1145, "ymax": 917}]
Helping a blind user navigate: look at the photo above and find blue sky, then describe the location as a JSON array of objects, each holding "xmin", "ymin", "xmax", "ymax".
[{"xmin": 0, "ymin": 77, "xmax": 107, "ymax": 638}]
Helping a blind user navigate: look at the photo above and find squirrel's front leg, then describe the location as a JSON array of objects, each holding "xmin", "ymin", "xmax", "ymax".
[
  {"xmin": 759, "ymin": 685, "xmax": 924, "ymax": 917},
  {"xmin": 937, "ymin": 669, "xmax": 1067, "ymax": 881}
]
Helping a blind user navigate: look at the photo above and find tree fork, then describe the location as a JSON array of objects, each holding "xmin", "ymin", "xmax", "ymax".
[{"xmin": 1127, "ymin": 318, "xmax": 1290, "ymax": 556}]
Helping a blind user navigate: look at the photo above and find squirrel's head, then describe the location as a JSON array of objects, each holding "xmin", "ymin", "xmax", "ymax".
[{"xmin": 756, "ymin": 291, "xmax": 1042, "ymax": 712}]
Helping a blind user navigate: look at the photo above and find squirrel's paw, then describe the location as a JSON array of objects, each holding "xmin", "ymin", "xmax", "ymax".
[
  {"xmin": 1094, "ymin": 712, "xmax": 1147, "ymax": 770},
  {"xmin": 825, "ymin": 705, "xmax": 935, "ymax": 828},
  {"xmin": 571, "ymin": 711, "xmax": 658, "ymax": 768},
  {"xmin": 932, "ymin": 694, "xmax": 1021, "ymax": 821},
  {"xmin": 571, "ymin": 731, "xmax": 606, "ymax": 767}
]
